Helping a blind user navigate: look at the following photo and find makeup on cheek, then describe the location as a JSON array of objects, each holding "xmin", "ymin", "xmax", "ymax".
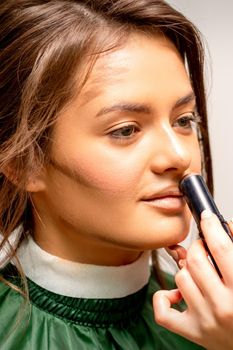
[
  {"xmin": 179, "ymin": 173, "xmax": 233, "ymax": 276},
  {"xmin": 50, "ymin": 153, "xmax": 136, "ymax": 195}
]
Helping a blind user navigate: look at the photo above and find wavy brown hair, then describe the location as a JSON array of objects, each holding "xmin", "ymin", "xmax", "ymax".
[{"xmin": 0, "ymin": 0, "xmax": 212, "ymax": 283}]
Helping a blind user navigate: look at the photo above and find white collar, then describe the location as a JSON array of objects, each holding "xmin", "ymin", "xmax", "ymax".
[{"xmin": 16, "ymin": 237, "xmax": 151, "ymax": 299}]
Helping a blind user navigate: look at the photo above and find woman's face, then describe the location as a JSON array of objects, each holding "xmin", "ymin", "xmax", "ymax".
[{"xmin": 32, "ymin": 33, "xmax": 201, "ymax": 263}]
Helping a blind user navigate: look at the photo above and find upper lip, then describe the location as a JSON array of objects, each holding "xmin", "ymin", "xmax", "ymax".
[{"xmin": 141, "ymin": 187, "xmax": 183, "ymax": 201}]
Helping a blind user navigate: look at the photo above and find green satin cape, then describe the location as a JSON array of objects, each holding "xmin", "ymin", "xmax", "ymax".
[{"xmin": 0, "ymin": 264, "xmax": 205, "ymax": 349}]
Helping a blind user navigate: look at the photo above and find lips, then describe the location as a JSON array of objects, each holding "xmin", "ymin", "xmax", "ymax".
[
  {"xmin": 141, "ymin": 188, "xmax": 183, "ymax": 201},
  {"xmin": 141, "ymin": 187, "xmax": 185, "ymax": 212}
]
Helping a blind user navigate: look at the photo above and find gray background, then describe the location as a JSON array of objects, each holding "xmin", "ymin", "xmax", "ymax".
[{"xmin": 167, "ymin": 0, "xmax": 233, "ymax": 220}]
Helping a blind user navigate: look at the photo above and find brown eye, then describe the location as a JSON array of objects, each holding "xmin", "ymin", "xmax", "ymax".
[
  {"xmin": 110, "ymin": 125, "xmax": 139, "ymax": 138},
  {"xmin": 177, "ymin": 116, "xmax": 193, "ymax": 128},
  {"xmin": 174, "ymin": 113, "xmax": 200, "ymax": 130}
]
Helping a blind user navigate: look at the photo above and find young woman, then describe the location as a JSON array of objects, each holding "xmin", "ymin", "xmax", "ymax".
[{"xmin": 1, "ymin": 1, "xmax": 233, "ymax": 349}]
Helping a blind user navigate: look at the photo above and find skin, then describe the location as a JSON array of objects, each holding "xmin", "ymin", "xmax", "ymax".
[{"xmin": 28, "ymin": 33, "xmax": 201, "ymax": 265}]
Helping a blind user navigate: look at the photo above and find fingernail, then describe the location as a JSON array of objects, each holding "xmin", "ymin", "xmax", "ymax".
[
  {"xmin": 201, "ymin": 209, "xmax": 213, "ymax": 219},
  {"xmin": 178, "ymin": 259, "xmax": 186, "ymax": 268}
]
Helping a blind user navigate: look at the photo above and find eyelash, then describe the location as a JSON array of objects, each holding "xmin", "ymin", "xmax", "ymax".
[
  {"xmin": 174, "ymin": 112, "xmax": 201, "ymax": 130},
  {"xmin": 109, "ymin": 124, "xmax": 140, "ymax": 140},
  {"xmin": 108, "ymin": 112, "xmax": 201, "ymax": 142}
]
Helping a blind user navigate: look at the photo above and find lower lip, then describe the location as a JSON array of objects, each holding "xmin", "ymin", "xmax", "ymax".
[{"xmin": 142, "ymin": 196, "xmax": 185, "ymax": 212}]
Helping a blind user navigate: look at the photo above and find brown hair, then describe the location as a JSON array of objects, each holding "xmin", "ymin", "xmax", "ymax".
[{"xmin": 0, "ymin": 0, "xmax": 212, "ymax": 279}]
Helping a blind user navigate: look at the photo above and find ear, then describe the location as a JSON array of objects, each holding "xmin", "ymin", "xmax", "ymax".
[
  {"xmin": 3, "ymin": 165, "xmax": 46, "ymax": 193},
  {"xmin": 25, "ymin": 168, "xmax": 47, "ymax": 193}
]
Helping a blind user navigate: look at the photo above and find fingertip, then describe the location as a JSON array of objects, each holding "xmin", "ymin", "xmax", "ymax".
[
  {"xmin": 201, "ymin": 209, "xmax": 214, "ymax": 220},
  {"xmin": 200, "ymin": 209, "xmax": 221, "ymax": 230},
  {"xmin": 153, "ymin": 289, "xmax": 181, "ymax": 307},
  {"xmin": 166, "ymin": 245, "xmax": 187, "ymax": 262},
  {"xmin": 178, "ymin": 259, "xmax": 186, "ymax": 268}
]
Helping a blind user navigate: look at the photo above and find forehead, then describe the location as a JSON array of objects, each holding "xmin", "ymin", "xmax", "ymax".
[{"xmin": 78, "ymin": 32, "xmax": 191, "ymax": 106}]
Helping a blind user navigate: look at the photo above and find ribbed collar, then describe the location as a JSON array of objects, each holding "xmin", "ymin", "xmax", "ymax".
[{"xmin": 16, "ymin": 237, "xmax": 151, "ymax": 299}]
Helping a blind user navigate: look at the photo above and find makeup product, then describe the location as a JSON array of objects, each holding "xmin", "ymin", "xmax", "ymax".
[{"xmin": 179, "ymin": 173, "xmax": 233, "ymax": 276}]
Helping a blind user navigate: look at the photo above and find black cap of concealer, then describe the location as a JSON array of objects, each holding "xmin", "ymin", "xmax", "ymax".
[{"xmin": 179, "ymin": 173, "xmax": 233, "ymax": 241}]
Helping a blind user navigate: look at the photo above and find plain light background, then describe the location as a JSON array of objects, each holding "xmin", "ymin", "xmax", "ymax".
[{"xmin": 167, "ymin": 0, "xmax": 233, "ymax": 220}]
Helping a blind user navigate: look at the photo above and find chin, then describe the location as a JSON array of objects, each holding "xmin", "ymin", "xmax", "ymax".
[
  {"xmin": 119, "ymin": 229, "xmax": 189, "ymax": 251},
  {"xmin": 135, "ymin": 218, "xmax": 190, "ymax": 250}
]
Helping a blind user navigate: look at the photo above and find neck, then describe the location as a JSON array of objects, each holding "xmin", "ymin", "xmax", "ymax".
[{"xmin": 33, "ymin": 215, "xmax": 141, "ymax": 266}]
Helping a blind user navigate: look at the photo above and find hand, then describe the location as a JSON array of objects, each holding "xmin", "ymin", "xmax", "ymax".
[{"xmin": 153, "ymin": 210, "xmax": 233, "ymax": 350}]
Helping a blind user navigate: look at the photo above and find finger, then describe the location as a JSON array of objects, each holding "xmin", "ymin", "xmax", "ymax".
[
  {"xmin": 185, "ymin": 239, "xmax": 224, "ymax": 301},
  {"xmin": 175, "ymin": 266, "xmax": 206, "ymax": 313},
  {"xmin": 228, "ymin": 220, "xmax": 233, "ymax": 237},
  {"xmin": 178, "ymin": 258, "xmax": 186, "ymax": 268},
  {"xmin": 153, "ymin": 290, "xmax": 199, "ymax": 342},
  {"xmin": 153, "ymin": 289, "xmax": 184, "ymax": 328},
  {"xmin": 201, "ymin": 210, "xmax": 233, "ymax": 285},
  {"xmin": 165, "ymin": 245, "xmax": 187, "ymax": 266}
]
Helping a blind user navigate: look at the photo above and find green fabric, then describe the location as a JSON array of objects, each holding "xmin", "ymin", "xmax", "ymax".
[{"xmin": 0, "ymin": 264, "xmax": 205, "ymax": 350}]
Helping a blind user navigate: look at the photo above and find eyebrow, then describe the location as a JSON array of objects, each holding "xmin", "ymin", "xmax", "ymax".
[
  {"xmin": 174, "ymin": 91, "xmax": 196, "ymax": 109},
  {"xmin": 96, "ymin": 103, "xmax": 152, "ymax": 117},
  {"xmin": 95, "ymin": 91, "xmax": 196, "ymax": 118}
]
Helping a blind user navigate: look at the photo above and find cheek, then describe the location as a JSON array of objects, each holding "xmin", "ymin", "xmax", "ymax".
[
  {"xmin": 190, "ymin": 138, "xmax": 202, "ymax": 173},
  {"xmin": 65, "ymin": 150, "xmax": 144, "ymax": 197}
]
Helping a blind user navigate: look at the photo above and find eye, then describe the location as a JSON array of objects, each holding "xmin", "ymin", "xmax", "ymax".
[
  {"xmin": 174, "ymin": 112, "xmax": 201, "ymax": 130},
  {"xmin": 109, "ymin": 124, "xmax": 140, "ymax": 139}
]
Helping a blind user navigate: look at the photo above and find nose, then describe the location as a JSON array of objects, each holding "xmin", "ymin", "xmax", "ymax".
[{"xmin": 149, "ymin": 125, "xmax": 192, "ymax": 175}]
